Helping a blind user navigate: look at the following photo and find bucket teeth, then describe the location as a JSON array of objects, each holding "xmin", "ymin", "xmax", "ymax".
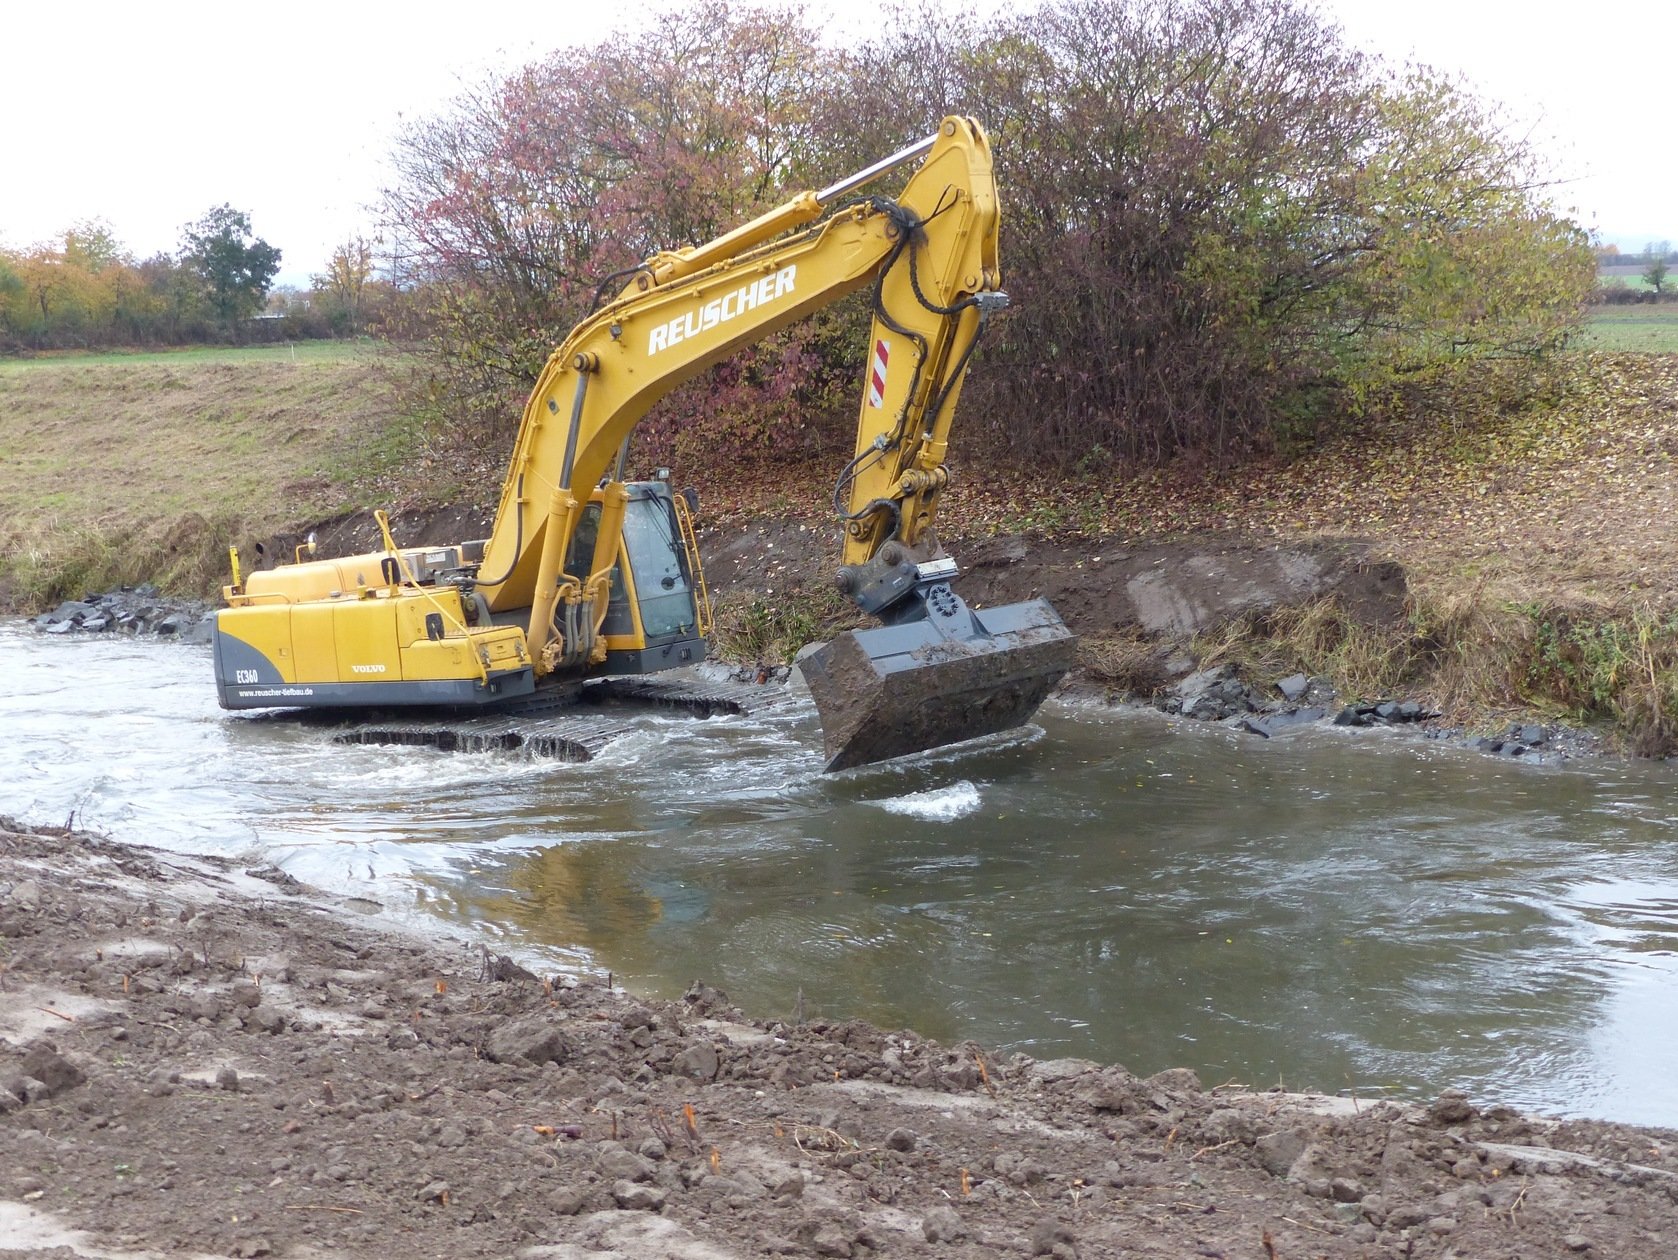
[{"xmin": 800, "ymin": 597, "xmax": 1076, "ymax": 772}]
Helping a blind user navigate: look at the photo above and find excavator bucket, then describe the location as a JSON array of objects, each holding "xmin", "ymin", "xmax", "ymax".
[{"xmin": 800, "ymin": 594, "xmax": 1077, "ymax": 772}]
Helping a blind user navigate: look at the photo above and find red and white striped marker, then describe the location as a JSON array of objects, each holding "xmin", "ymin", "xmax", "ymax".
[{"xmin": 867, "ymin": 338, "xmax": 890, "ymax": 408}]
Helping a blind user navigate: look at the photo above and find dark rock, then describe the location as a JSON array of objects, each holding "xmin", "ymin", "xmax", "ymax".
[
  {"xmin": 613, "ymin": 1180, "xmax": 667, "ymax": 1211},
  {"xmin": 1030, "ymin": 1219, "xmax": 1079, "ymax": 1258},
  {"xmin": 1275, "ymin": 673, "xmax": 1309, "ymax": 702},
  {"xmin": 246, "ymin": 1008, "xmax": 287, "ymax": 1036},
  {"xmin": 1333, "ymin": 706, "xmax": 1372, "ymax": 728},
  {"xmin": 21, "ymin": 1044, "xmax": 86, "ymax": 1097},
  {"xmin": 215, "ymin": 1066, "xmax": 240, "ymax": 1091},
  {"xmin": 551, "ymin": 1186, "xmax": 588, "ymax": 1215},
  {"xmin": 1177, "ymin": 666, "xmax": 1235, "ymax": 700},
  {"xmin": 1375, "ymin": 702, "xmax": 1399, "ymax": 720},
  {"xmin": 1272, "ymin": 706, "xmax": 1326, "ymax": 731},
  {"xmin": 809, "ymin": 1224, "xmax": 853, "ymax": 1258},
  {"xmin": 922, "ymin": 1205, "xmax": 967, "ymax": 1243},
  {"xmin": 1520, "ymin": 724, "xmax": 1548, "ymax": 746},
  {"xmin": 596, "ymin": 1146, "xmax": 657, "ymax": 1182},
  {"xmin": 1145, "ymin": 1067, "xmax": 1201, "ymax": 1093},
  {"xmin": 9, "ymin": 880, "xmax": 42, "ymax": 911},
  {"xmin": 45, "ymin": 600, "xmax": 96, "ymax": 625},
  {"xmin": 484, "ymin": 1015, "xmax": 572, "ymax": 1066},
  {"xmin": 1072, "ymin": 1070, "xmax": 1142, "ymax": 1113},
  {"xmin": 1255, "ymin": 1128, "xmax": 1310, "ymax": 1177},
  {"xmin": 1386, "ymin": 1204, "xmax": 1430, "ymax": 1230},
  {"xmin": 671, "ymin": 1041, "xmax": 720, "ymax": 1081},
  {"xmin": 884, "ymin": 1126, "xmax": 917, "ymax": 1152},
  {"xmin": 416, "ymin": 1180, "xmax": 450, "ymax": 1203},
  {"xmin": 1428, "ymin": 1090, "xmax": 1477, "ymax": 1125},
  {"xmin": 1330, "ymin": 1177, "xmax": 1365, "ymax": 1203}
]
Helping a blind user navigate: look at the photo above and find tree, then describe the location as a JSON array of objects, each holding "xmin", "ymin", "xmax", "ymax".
[
  {"xmin": 0, "ymin": 254, "xmax": 24, "ymax": 339},
  {"xmin": 382, "ymin": 0, "xmax": 1594, "ymax": 466},
  {"xmin": 313, "ymin": 236, "xmax": 377, "ymax": 332},
  {"xmin": 179, "ymin": 205, "xmax": 281, "ymax": 336},
  {"xmin": 833, "ymin": 0, "xmax": 1593, "ymax": 459},
  {"xmin": 63, "ymin": 219, "xmax": 126, "ymax": 273},
  {"xmin": 383, "ymin": 1, "xmax": 838, "ymax": 438},
  {"xmin": 1645, "ymin": 241, "xmax": 1671, "ymax": 296}
]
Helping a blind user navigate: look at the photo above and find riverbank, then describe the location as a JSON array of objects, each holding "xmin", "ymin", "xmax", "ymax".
[
  {"xmin": 4, "ymin": 816, "xmax": 1676, "ymax": 1260},
  {"xmin": 5, "ymin": 347, "xmax": 1678, "ymax": 753}
]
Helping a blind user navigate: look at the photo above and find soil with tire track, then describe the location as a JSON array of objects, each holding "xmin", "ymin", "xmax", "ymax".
[{"xmin": 3, "ymin": 820, "xmax": 1676, "ymax": 1260}]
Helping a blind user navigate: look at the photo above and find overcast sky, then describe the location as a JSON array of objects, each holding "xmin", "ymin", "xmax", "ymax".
[{"xmin": 2, "ymin": 0, "xmax": 1671, "ymax": 288}]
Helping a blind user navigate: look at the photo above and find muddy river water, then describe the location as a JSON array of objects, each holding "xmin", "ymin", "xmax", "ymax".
[{"xmin": 5, "ymin": 623, "xmax": 1678, "ymax": 1127}]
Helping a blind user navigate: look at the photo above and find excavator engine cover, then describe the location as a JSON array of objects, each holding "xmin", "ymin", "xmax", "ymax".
[{"xmin": 800, "ymin": 585, "xmax": 1076, "ymax": 772}]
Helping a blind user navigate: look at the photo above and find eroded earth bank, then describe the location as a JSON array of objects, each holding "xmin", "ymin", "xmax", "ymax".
[{"xmin": 3, "ymin": 820, "xmax": 1676, "ymax": 1260}]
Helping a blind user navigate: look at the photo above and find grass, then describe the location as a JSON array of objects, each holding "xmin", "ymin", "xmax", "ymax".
[
  {"xmin": 1580, "ymin": 304, "xmax": 1678, "ymax": 352},
  {"xmin": 0, "ymin": 340, "xmax": 383, "ymax": 372},
  {"xmin": 707, "ymin": 586, "xmax": 861, "ymax": 665},
  {"xmin": 0, "ymin": 345, "xmax": 423, "ymax": 607}
]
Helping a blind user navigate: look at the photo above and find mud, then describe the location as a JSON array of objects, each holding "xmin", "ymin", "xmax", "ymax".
[
  {"xmin": 3, "ymin": 818, "xmax": 1676, "ymax": 1260},
  {"xmin": 291, "ymin": 504, "xmax": 1401, "ymax": 652}
]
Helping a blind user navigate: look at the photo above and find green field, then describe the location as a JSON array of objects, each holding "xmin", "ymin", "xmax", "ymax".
[
  {"xmin": 1580, "ymin": 304, "xmax": 1678, "ymax": 352},
  {"xmin": 0, "ymin": 339, "xmax": 382, "ymax": 373}
]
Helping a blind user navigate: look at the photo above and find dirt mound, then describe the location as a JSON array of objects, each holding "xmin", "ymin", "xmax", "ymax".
[{"xmin": 2, "ymin": 820, "xmax": 1674, "ymax": 1259}]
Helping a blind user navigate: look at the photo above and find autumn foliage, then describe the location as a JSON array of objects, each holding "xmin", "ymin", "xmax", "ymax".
[
  {"xmin": 0, "ymin": 210, "xmax": 286, "ymax": 350},
  {"xmin": 383, "ymin": 0, "xmax": 1594, "ymax": 468}
]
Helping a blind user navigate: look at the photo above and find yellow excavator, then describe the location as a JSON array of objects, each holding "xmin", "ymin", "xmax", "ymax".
[{"xmin": 214, "ymin": 117, "xmax": 1075, "ymax": 771}]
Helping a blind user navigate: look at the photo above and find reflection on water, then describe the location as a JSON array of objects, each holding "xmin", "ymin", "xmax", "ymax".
[{"xmin": 4, "ymin": 623, "xmax": 1678, "ymax": 1125}]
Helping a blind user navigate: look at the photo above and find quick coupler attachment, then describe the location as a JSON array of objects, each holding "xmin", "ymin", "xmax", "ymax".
[{"xmin": 799, "ymin": 564, "xmax": 1076, "ymax": 772}]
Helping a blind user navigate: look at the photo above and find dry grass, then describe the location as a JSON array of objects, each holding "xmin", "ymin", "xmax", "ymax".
[
  {"xmin": 1191, "ymin": 598, "xmax": 1423, "ymax": 701},
  {"xmin": 707, "ymin": 586, "xmax": 862, "ymax": 666},
  {"xmin": 0, "ymin": 353, "xmax": 417, "ymax": 607},
  {"xmin": 1078, "ymin": 627, "xmax": 1176, "ymax": 698}
]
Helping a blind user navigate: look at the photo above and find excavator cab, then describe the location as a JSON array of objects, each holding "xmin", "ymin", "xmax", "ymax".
[{"xmin": 563, "ymin": 482, "xmax": 710, "ymax": 676}]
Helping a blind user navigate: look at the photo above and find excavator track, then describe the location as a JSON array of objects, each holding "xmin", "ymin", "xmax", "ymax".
[{"xmin": 325, "ymin": 675, "xmax": 799, "ymax": 762}]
